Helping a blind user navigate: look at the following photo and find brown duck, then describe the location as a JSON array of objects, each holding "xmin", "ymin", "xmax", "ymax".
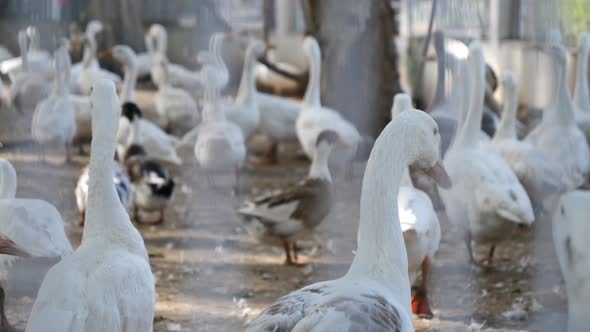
[{"xmin": 238, "ymin": 130, "xmax": 342, "ymax": 266}]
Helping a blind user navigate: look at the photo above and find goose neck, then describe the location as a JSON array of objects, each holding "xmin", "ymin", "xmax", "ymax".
[
  {"xmin": 18, "ymin": 34, "xmax": 28, "ymax": 71},
  {"xmin": 430, "ymin": 39, "xmax": 447, "ymax": 111},
  {"xmin": 308, "ymin": 144, "xmax": 332, "ymax": 181},
  {"xmin": 346, "ymin": 122, "xmax": 411, "ymax": 307},
  {"xmin": 493, "ymin": 84, "xmax": 518, "ymax": 141},
  {"xmin": 547, "ymin": 56, "xmax": 575, "ymax": 125},
  {"xmin": 235, "ymin": 47, "xmax": 258, "ymax": 106},
  {"xmin": 121, "ymin": 59, "xmax": 138, "ymax": 103},
  {"xmin": 455, "ymin": 51, "xmax": 485, "ymax": 148},
  {"xmin": 156, "ymin": 29, "xmax": 168, "ymax": 55},
  {"xmin": 82, "ymin": 38, "xmax": 96, "ymax": 68},
  {"xmin": 303, "ymin": 43, "xmax": 322, "ymax": 108},
  {"xmin": 0, "ymin": 161, "xmax": 17, "ymax": 200},
  {"xmin": 574, "ymin": 47, "xmax": 590, "ymax": 110},
  {"xmin": 82, "ymin": 90, "xmax": 145, "ymax": 257}
]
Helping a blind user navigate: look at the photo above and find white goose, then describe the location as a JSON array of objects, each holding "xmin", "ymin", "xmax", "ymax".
[
  {"xmin": 4, "ymin": 30, "xmax": 50, "ymax": 112},
  {"xmin": 0, "ymin": 158, "xmax": 72, "ymax": 281},
  {"xmin": 151, "ymin": 54, "xmax": 199, "ymax": 134},
  {"xmin": 492, "ymin": 71, "xmax": 568, "ymax": 215},
  {"xmin": 148, "ymin": 24, "xmax": 203, "ymax": 92},
  {"xmin": 135, "ymin": 30, "xmax": 154, "ymax": 79},
  {"xmin": 62, "ymin": 40, "xmax": 94, "ymax": 145},
  {"xmin": 193, "ymin": 71, "xmax": 245, "ymax": 187},
  {"xmin": 255, "ymin": 92, "xmax": 300, "ymax": 164},
  {"xmin": 573, "ymin": 32, "xmax": 590, "ymax": 144},
  {"xmin": 70, "ymin": 20, "xmax": 103, "ymax": 93},
  {"xmin": 75, "ymin": 155, "xmax": 131, "ymax": 226},
  {"xmin": 246, "ymin": 109, "xmax": 449, "ymax": 332},
  {"xmin": 391, "ymin": 93, "xmax": 444, "ymax": 318},
  {"xmin": 116, "ymin": 102, "xmax": 182, "ymax": 165},
  {"xmin": 225, "ymin": 40, "xmax": 265, "ymax": 141},
  {"xmin": 31, "ymin": 43, "xmax": 77, "ymax": 162},
  {"xmin": 440, "ymin": 41, "xmax": 534, "ymax": 268},
  {"xmin": 238, "ymin": 130, "xmax": 339, "ymax": 266},
  {"xmin": 296, "ymin": 36, "xmax": 361, "ymax": 168},
  {"xmin": 26, "ymin": 79, "xmax": 155, "ymax": 332},
  {"xmin": 78, "ymin": 31, "xmax": 121, "ymax": 96},
  {"xmin": 0, "ymin": 26, "xmax": 52, "ymax": 81},
  {"xmin": 552, "ymin": 190, "xmax": 590, "ymax": 332},
  {"xmin": 526, "ymin": 40, "xmax": 590, "ymax": 189}
]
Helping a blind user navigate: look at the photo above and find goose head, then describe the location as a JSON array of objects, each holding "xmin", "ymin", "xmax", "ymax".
[
  {"xmin": 0, "ymin": 233, "xmax": 31, "ymax": 258},
  {"xmin": 25, "ymin": 26, "xmax": 40, "ymax": 50},
  {"xmin": 248, "ymin": 40, "xmax": 265, "ymax": 59},
  {"xmin": 391, "ymin": 93, "xmax": 413, "ymax": 119},
  {"xmin": 403, "ymin": 110, "xmax": 452, "ymax": 189},
  {"xmin": 315, "ymin": 130, "xmax": 340, "ymax": 156},
  {"xmin": 90, "ymin": 79, "xmax": 120, "ymax": 136},
  {"xmin": 302, "ymin": 36, "xmax": 321, "ymax": 62},
  {"xmin": 501, "ymin": 71, "xmax": 517, "ymax": 91},
  {"xmin": 0, "ymin": 159, "xmax": 17, "ymax": 200},
  {"xmin": 547, "ymin": 42, "xmax": 568, "ymax": 68},
  {"xmin": 148, "ymin": 24, "xmax": 167, "ymax": 53},
  {"xmin": 86, "ymin": 20, "xmax": 104, "ymax": 37}
]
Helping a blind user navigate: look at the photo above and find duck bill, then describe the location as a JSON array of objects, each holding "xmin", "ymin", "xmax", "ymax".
[
  {"xmin": 98, "ymin": 49, "xmax": 113, "ymax": 59},
  {"xmin": 428, "ymin": 160, "xmax": 452, "ymax": 189},
  {"xmin": 0, "ymin": 237, "xmax": 31, "ymax": 258}
]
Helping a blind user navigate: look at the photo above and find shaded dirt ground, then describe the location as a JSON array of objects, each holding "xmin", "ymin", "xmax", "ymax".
[{"xmin": 0, "ymin": 89, "xmax": 568, "ymax": 331}]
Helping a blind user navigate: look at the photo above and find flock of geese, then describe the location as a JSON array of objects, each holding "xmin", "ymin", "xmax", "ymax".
[{"xmin": 0, "ymin": 18, "xmax": 588, "ymax": 331}]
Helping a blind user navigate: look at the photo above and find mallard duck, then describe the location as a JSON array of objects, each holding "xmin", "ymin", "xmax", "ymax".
[
  {"xmin": 123, "ymin": 118, "xmax": 175, "ymax": 225},
  {"xmin": 238, "ymin": 130, "xmax": 340, "ymax": 266}
]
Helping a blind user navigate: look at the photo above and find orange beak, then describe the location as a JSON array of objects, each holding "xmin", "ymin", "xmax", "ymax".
[
  {"xmin": 0, "ymin": 233, "xmax": 31, "ymax": 258},
  {"xmin": 98, "ymin": 49, "xmax": 113, "ymax": 59}
]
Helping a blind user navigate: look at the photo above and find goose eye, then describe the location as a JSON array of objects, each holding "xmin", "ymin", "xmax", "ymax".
[{"xmin": 433, "ymin": 127, "xmax": 438, "ymax": 136}]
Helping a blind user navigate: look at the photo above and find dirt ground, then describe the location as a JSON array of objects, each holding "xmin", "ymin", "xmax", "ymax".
[{"xmin": 0, "ymin": 89, "xmax": 568, "ymax": 331}]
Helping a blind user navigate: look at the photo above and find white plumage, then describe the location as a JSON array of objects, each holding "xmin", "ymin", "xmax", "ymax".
[
  {"xmin": 247, "ymin": 109, "xmax": 447, "ymax": 332},
  {"xmin": 573, "ymin": 32, "xmax": 590, "ymax": 146},
  {"xmin": 31, "ymin": 43, "xmax": 77, "ymax": 161},
  {"xmin": 4, "ymin": 30, "xmax": 50, "ymax": 112},
  {"xmin": 152, "ymin": 54, "xmax": 200, "ymax": 133},
  {"xmin": 116, "ymin": 103, "xmax": 183, "ymax": 166},
  {"xmin": 552, "ymin": 190, "xmax": 590, "ymax": 332},
  {"xmin": 0, "ymin": 158, "xmax": 72, "ymax": 279},
  {"xmin": 440, "ymin": 42, "xmax": 534, "ymax": 267},
  {"xmin": 492, "ymin": 71, "xmax": 568, "ymax": 214},
  {"xmin": 526, "ymin": 40, "xmax": 590, "ymax": 189},
  {"xmin": 225, "ymin": 40, "xmax": 265, "ymax": 141},
  {"xmin": 0, "ymin": 27, "xmax": 53, "ymax": 81},
  {"xmin": 296, "ymin": 37, "xmax": 361, "ymax": 167},
  {"xmin": 26, "ymin": 79, "xmax": 155, "ymax": 332}
]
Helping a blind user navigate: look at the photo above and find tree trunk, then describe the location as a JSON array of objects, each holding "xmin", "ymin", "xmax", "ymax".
[
  {"xmin": 84, "ymin": 0, "xmax": 145, "ymax": 51},
  {"xmin": 302, "ymin": 0, "xmax": 402, "ymax": 137}
]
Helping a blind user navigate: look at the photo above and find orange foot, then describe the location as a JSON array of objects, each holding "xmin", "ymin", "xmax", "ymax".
[{"xmin": 411, "ymin": 294, "xmax": 433, "ymax": 319}]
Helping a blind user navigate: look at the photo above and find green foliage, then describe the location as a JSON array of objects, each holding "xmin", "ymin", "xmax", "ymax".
[{"xmin": 563, "ymin": 0, "xmax": 590, "ymax": 37}]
